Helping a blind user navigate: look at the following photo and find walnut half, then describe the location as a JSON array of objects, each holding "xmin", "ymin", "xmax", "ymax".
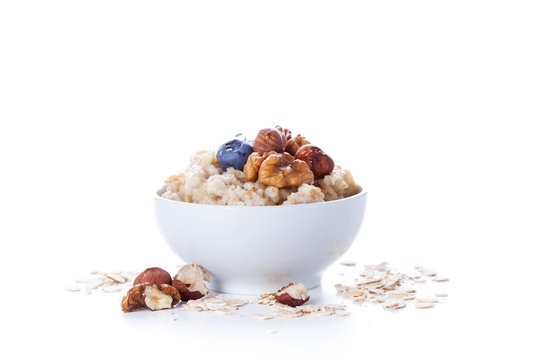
[
  {"xmin": 285, "ymin": 134, "xmax": 310, "ymax": 156},
  {"xmin": 243, "ymin": 151, "xmax": 276, "ymax": 182},
  {"xmin": 258, "ymin": 152, "xmax": 314, "ymax": 188}
]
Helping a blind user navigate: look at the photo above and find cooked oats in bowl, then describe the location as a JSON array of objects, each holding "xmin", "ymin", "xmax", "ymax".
[
  {"xmin": 155, "ymin": 126, "xmax": 367, "ymax": 293},
  {"xmin": 160, "ymin": 126, "xmax": 362, "ymax": 206},
  {"xmin": 161, "ymin": 150, "xmax": 360, "ymax": 206}
]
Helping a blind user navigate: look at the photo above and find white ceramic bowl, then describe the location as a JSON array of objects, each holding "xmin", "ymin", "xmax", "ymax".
[{"xmin": 154, "ymin": 187, "xmax": 367, "ymax": 295}]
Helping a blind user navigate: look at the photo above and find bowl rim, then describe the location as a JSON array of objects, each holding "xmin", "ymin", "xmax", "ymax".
[{"xmin": 154, "ymin": 184, "xmax": 367, "ymax": 210}]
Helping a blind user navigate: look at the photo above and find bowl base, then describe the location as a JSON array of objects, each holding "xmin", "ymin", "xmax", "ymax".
[{"xmin": 208, "ymin": 275, "xmax": 322, "ymax": 295}]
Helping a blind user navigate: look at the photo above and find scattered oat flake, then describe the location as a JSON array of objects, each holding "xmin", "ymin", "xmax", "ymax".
[
  {"xmin": 298, "ymin": 305, "xmax": 319, "ymax": 313},
  {"xmin": 253, "ymin": 314, "xmax": 274, "ymax": 321},
  {"xmin": 101, "ymin": 286, "xmax": 121, "ymax": 293},
  {"xmin": 345, "ymin": 288, "xmax": 364, "ymax": 297},
  {"xmin": 104, "ymin": 273, "xmax": 127, "ymax": 284},
  {"xmin": 85, "ymin": 279, "xmax": 104, "ymax": 291},
  {"xmin": 416, "ymin": 303, "xmax": 435, "ymax": 309},
  {"xmin": 267, "ymin": 329, "xmax": 278, "ymax": 335},
  {"xmin": 357, "ymin": 279, "xmax": 382, "ymax": 286},
  {"xmin": 65, "ymin": 285, "xmax": 80, "ymax": 292},
  {"xmin": 335, "ymin": 263, "xmax": 448, "ymax": 311},
  {"xmin": 384, "ymin": 301, "xmax": 406, "ymax": 310},
  {"xmin": 416, "ymin": 298, "xmax": 438, "ymax": 303},
  {"xmin": 225, "ymin": 298, "xmax": 246, "ymax": 306},
  {"xmin": 435, "ymin": 293, "xmax": 448, "ymax": 297},
  {"xmin": 278, "ymin": 311, "xmax": 302, "ymax": 318},
  {"xmin": 423, "ymin": 269, "xmax": 437, "ymax": 277},
  {"xmin": 340, "ymin": 260, "xmax": 356, "ymax": 266},
  {"xmin": 432, "ymin": 277, "xmax": 449, "ymax": 282}
]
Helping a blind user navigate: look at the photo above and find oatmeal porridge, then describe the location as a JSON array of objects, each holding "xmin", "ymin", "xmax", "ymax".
[{"xmin": 160, "ymin": 126, "xmax": 361, "ymax": 206}]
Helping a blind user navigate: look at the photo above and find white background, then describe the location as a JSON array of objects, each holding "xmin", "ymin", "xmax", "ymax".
[{"xmin": 1, "ymin": 1, "xmax": 539, "ymax": 359}]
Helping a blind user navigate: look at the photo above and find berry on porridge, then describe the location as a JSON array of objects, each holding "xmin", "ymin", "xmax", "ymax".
[
  {"xmin": 161, "ymin": 126, "xmax": 361, "ymax": 206},
  {"xmin": 216, "ymin": 136, "xmax": 254, "ymax": 171}
]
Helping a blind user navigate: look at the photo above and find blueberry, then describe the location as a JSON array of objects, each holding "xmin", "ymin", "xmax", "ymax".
[{"xmin": 216, "ymin": 139, "xmax": 254, "ymax": 171}]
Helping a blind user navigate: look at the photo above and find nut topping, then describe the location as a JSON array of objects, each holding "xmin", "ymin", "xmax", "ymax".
[
  {"xmin": 295, "ymin": 145, "xmax": 334, "ymax": 179},
  {"xmin": 275, "ymin": 125, "xmax": 292, "ymax": 141},
  {"xmin": 253, "ymin": 128, "xmax": 287, "ymax": 154},
  {"xmin": 258, "ymin": 152, "xmax": 314, "ymax": 188},
  {"xmin": 243, "ymin": 151, "xmax": 276, "ymax": 182},
  {"xmin": 285, "ymin": 134, "xmax": 310, "ymax": 156}
]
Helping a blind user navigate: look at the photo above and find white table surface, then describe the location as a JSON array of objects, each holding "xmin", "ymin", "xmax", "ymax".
[{"xmin": 1, "ymin": 1, "xmax": 539, "ymax": 359}]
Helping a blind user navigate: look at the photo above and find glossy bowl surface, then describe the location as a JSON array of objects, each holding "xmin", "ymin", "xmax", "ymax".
[{"xmin": 154, "ymin": 187, "xmax": 367, "ymax": 294}]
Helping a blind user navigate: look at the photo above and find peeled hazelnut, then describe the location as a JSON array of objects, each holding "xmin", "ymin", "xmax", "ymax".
[
  {"xmin": 173, "ymin": 264, "xmax": 211, "ymax": 300},
  {"xmin": 133, "ymin": 267, "xmax": 172, "ymax": 286},
  {"xmin": 243, "ymin": 151, "xmax": 276, "ymax": 182},
  {"xmin": 144, "ymin": 284, "xmax": 180, "ymax": 311},
  {"xmin": 121, "ymin": 283, "xmax": 180, "ymax": 312},
  {"xmin": 253, "ymin": 128, "xmax": 287, "ymax": 154},
  {"xmin": 258, "ymin": 152, "xmax": 314, "ymax": 188},
  {"xmin": 295, "ymin": 145, "xmax": 334, "ymax": 179},
  {"xmin": 274, "ymin": 283, "xmax": 310, "ymax": 307},
  {"xmin": 285, "ymin": 134, "xmax": 310, "ymax": 156}
]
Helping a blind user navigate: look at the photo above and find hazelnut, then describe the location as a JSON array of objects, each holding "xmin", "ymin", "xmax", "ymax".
[
  {"xmin": 274, "ymin": 283, "xmax": 310, "ymax": 307},
  {"xmin": 133, "ymin": 267, "xmax": 172, "ymax": 286},
  {"xmin": 295, "ymin": 145, "xmax": 334, "ymax": 179},
  {"xmin": 258, "ymin": 152, "xmax": 314, "ymax": 188},
  {"xmin": 121, "ymin": 283, "xmax": 180, "ymax": 312},
  {"xmin": 173, "ymin": 264, "xmax": 211, "ymax": 300},
  {"xmin": 121, "ymin": 284, "xmax": 147, "ymax": 312},
  {"xmin": 144, "ymin": 284, "xmax": 180, "ymax": 311},
  {"xmin": 285, "ymin": 134, "xmax": 310, "ymax": 156},
  {"xmin": 171, "ymin": 279, "xmax": 189, "ymax": 295},
  {"xmin": 253, "ymin": 128, "xmax": 287, "ymax": 154}
]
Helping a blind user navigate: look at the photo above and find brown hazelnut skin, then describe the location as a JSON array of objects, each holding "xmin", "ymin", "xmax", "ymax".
[
  {"xmin": 274, "ymin": 292, "xmax": 310, "ymax": 307},
  {"xmin": 253, "ymin": 128, "xmax": 287, "ymax": 154},
  {"xmin": 133, "ymin": 267, "xmax": 172, "ymax": 286},
  {"xmin": 295, "ymin": 145, "xmax": 334, "ymax": 179}
]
